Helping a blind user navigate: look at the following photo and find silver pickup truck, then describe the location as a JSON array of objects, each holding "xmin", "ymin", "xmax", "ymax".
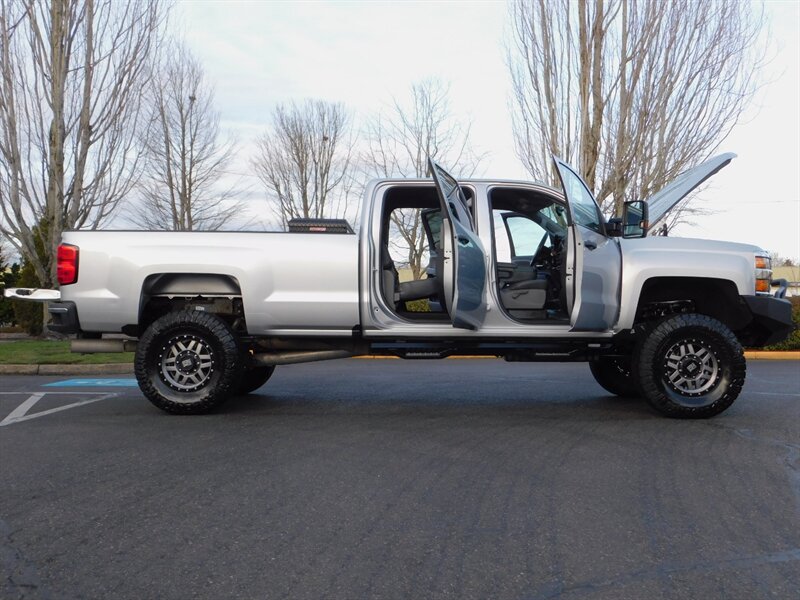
[{"xmin": 6, "ymin": 156, "xmax": 793, "ymax": 418}]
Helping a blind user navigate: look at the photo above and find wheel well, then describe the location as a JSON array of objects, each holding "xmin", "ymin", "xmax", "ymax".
[
  {"xmin": 135, "ymin": 273, "xmax": 244, "ymax": 335},
  {"xmin": 142, "ymin": 273, "xmax": 241, "ymax": 296},
  {"xmin": 635, "ymin": 277, "xmax": 751, "ymax": 330}
]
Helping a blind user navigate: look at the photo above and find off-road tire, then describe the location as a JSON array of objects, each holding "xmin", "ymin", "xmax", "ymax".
[
  {"xmin": 589, "ymin": 356, "xmax": 639, "ymax": 397},
  {"xmin": 237, "ymin": 365, "xmax": 275, "ymax": 395},
  {"xmin": 633, "ymin": 313, "xmax": 745, "ymax": 419},
  {"xmin": 135, "ymin": 311, "xmax": 241, "ymax": 414}
]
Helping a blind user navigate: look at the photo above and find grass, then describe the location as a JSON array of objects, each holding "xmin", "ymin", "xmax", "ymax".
[{"xmin": 0, "ymin": 340, "xmax": 133, "ymax": 364}]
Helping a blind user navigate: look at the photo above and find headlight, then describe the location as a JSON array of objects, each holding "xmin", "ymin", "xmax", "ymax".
[{"xmin": 755, "ymin": 254, "xmax": 772, "ymax": 294}]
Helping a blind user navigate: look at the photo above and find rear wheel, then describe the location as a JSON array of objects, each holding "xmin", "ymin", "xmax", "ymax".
[
  {"xmin": 237, "ymin": 365, "xmax": 275, "ymax": 395},
  {"xmin": 135, "ymin": 311, "xmax": 241, "ymax": 414},
  {"xmin": 589, "ymin": 356, "xmax": 639, "ymax": 397},
  {"xmin": 633, "ymin": 313, "xmax": 745, "ymax": 418}
]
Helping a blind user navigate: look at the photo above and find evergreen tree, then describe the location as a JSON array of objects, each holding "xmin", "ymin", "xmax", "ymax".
[{"xmin": 0, "ymin": 241, "xmax": 17, "ymax": 326}]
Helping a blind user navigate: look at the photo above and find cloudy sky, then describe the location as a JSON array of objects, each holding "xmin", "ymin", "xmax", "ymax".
[{"xmin": 177, "ymin": 0, "xmax": 799, "ymax": 260}]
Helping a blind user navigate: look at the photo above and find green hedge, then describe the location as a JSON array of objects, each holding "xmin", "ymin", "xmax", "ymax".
[{"xmin": 763, "ymin": 296, "xmax": 800, "ymax": 351}]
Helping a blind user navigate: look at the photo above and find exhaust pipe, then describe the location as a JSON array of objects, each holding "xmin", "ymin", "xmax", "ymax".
[
  {"xmin": 71, "ymin": 339, "xmax": 138, "ymax": 353},
  {"xmin": 252, "ymin": 350, "xmax": 353, "ymax": 366}
]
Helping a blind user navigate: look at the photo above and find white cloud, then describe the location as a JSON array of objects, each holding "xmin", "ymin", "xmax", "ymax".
[{"xmin": 177, "ymin": 0, "xmax": 799, "ymax": 257}]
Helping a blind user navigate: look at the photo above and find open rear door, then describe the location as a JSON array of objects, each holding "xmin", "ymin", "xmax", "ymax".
[{"xmin": 428, "ymin": 158, "xmax": 486, "ymax": 330}]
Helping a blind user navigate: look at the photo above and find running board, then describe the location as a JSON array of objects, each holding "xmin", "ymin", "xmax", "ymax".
[{"xmin": 504, "ymin": 348, "xmax": 606, "ymax": 362}]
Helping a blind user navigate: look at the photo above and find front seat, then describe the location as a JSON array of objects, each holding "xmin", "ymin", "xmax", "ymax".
[{"xmin": 500, "ymin": 279, "xmax": 548, "ymax": 310}]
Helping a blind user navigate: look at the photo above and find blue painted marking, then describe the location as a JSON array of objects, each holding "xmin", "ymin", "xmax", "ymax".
[{"xmin": 44, "ymin": 378, "xmax": 138, "ymax": 388}]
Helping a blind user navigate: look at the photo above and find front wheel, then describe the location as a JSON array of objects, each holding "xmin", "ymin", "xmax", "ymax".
[
  {"xmin": 237, "ymin": 365, "xmax": 276, "ymax": 395},
  {"xmin": 589, "ymin": 356, "xmax": 639, "ymax": 397},
  {"xmin": 135, "ymin": 311, "xmax": 242, "ymax": 414},
  {"xmin": 633, "ymin": 313, "xmax": 746, "ymax": 418}
]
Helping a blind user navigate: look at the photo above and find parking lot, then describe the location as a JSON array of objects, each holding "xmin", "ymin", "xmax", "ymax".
[{"xmin": 1, "ymin": 359, "xmax": 799, "ymax": 599}]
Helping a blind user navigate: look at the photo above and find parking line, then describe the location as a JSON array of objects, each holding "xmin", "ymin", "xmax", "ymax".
[
  {"xmin": 0, "ymin": 391, "xmax": 121, "ymax": 394},
  {"xmin": 43, "ymin": 378, "xmax": 138, "ymax": 387},
  {"xmin": 2, "ymin": 393, "xmax": 45, "ymax": 425},
  {"xmin": 0, "ymin": 392, "xmax": 119, "ymax": 427}
]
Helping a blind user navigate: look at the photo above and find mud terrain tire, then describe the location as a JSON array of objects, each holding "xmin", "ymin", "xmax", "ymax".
[
  {"xmin": 633, "ymin": 313, "xmax": 745, "ymax": 419},
  {"xmin": 135, "ymin": 311, "xmax": 241, "ymax": 414}
]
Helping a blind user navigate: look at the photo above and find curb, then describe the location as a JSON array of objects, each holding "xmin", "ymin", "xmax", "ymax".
[
  {"xmin": 0, "ymin": 351, "xmax": 797, "ymax": 375},
  {"xmin": 0, "ymin": 363, "xmax": 134, "ymax": 375},
  {"xmin": 743, "ymin": 351, "xmax": 800, "ymax": 360}
]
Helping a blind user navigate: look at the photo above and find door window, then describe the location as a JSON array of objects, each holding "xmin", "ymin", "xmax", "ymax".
[{"xmin": 554, "ymin": 162, "xmax": 605, "ymax": 234}]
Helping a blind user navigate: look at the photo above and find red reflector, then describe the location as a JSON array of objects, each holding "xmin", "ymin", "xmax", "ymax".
[{"xmin": 57, "ymin": 244, "xmax": 79, "ymax": 285}]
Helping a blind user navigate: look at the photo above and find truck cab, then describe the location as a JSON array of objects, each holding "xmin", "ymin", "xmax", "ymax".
[{"xmin": 361, "ymin": 156, "xmax": 776, "ymax": 344}]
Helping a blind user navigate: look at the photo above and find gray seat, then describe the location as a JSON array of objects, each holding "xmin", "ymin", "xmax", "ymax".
[
  {"xmin": 500, "ymin": 279, "xmax": 548, "ymax": 310},
  {"xmin": 399, "ymin": 278, "xmax": 438, "ymax": 302}
]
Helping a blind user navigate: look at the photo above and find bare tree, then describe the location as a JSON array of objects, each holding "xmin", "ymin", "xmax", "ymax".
[
  {"xmin": 0, "ymin": 0, "xmax": 167, "ymax": 287},
  {"xmin": 131, "ymin": 42, "xmax": 242, "ymax": 231},
  {"xmin": 253, "ymin": 100, "xmax": 355, "ymax": 229},
  {"xmin": 770, "ymin": 253, "xmax": 797, "ymax": 268},
  {"xmin": 507, "ymin": 0, "xmax": 765, "ymax": 228},
  {"xmin": 363, "ymin": 79, "xmax": 486, "ymax": 279},
  {"xmin": 364, "ymin": 79, "xmax": 484, "ymax": 180}
]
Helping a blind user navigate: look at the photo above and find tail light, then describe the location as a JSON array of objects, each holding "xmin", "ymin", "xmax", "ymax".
[{"xmin": 57, "ymin": 244, "xmax": 79, "ymax": 285}]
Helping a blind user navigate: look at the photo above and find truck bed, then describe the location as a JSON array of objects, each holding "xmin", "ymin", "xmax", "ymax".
[{"xmin": 60, "ymin": 230, "xmax": 360, "ymax": 335}]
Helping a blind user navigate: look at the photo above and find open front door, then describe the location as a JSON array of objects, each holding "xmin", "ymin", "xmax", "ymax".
[
  {"xmin": 552, "ymin": 158, "xmax": 621, "ymax": 331},
  {"xmin": 428, "ymin": 158, "xmax": 487, "ymax": 330}
]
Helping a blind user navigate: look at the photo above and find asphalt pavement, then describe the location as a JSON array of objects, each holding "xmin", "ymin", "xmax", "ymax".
[{"xmin": 1, "ymin": 359, "xmax": 799, "ymax": 599}]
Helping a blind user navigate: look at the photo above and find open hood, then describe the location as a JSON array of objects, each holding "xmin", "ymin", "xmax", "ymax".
[{"xmin": 645, "ymin": 153, "xmax": 736, "ymax": 227}]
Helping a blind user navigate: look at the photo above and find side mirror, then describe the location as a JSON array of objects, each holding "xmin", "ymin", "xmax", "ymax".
[
  {"xmin": 606, "ymin": 217, "xmax": 623, "ymax": 237},
  {"xmin": 622, "ymin": 200, "xmax": 648, "ymax": 238}
]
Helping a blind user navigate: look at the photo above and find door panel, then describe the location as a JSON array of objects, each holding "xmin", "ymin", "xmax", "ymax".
[
  {"xmin": 569, "ymin": 224, "xmax": 621, "ymax": 330},
  {"xmin": 429, "ymin": 159, "xmax": 487, "ymax": 330}
]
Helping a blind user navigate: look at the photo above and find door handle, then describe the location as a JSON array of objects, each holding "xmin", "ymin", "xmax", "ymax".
[
  {"xmin": 584, "ymin": 240, "xmax": 597, "ymax": 250},
  {"xmin": 457, "ymin": 236, "xmax": 471, "ymax": 246}
]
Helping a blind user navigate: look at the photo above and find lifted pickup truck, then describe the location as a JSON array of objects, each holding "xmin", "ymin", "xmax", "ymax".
[{"xmin": 6, "ymin": 156, "xmax": 793, "ymax": 418}]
